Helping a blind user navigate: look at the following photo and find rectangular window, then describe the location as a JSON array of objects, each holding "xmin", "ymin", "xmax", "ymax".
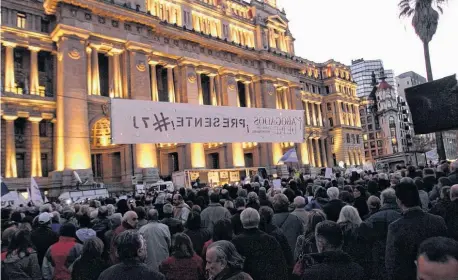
[
  {"xmin": 38, "ymin": 52, "xmax": 46, "ymax": 72},
  {"xmin": 331, "ymin": 137, "xmax": 334, "ymax": 144},
  {"xmin": 346, "ymin": 134, "xmax": 350, "ymax": 143},
  {"xmin": 41, "ymin": 153, "xmax": 49, "ymax": 177},
  {"xmin": 370, "ymin": 141, "xmax": 376, "ymax": 148},
  {"xmin": 356, "ymin": 135, "xmax": 360, "ymax": 144},
  {"xmin": 39, "ymin": 121, "xmax": 48, "ymax": 137},
  {"xmin": 369, "ymin": 133, "xmax": 375, "ymax": 140},
  {"xmin": 17, "ymin": 13, "xmax": 26, "ymax": 29},
  {"xmin": 168, "ymin": 152, "xmax": 179, "ymax": 172},
  {"xmin": 364, "ymin": 142, "xmax": 368, "ymax": 149},
  {"xmin": 41, "ymin": 19, "xmax": 49, "ymax": 33},
  {"xmin": 16, "ymin": 153, "xmax": 25, "ymax": 178}
]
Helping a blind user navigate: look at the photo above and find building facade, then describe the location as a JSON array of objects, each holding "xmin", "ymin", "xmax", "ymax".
[
  {"xmin": 1, "ymin": 0, "xmax": 363, "ymax": 195},
  {"xmin": 351, "ymin": 59, "xmax": 397, "ymax": 98}
]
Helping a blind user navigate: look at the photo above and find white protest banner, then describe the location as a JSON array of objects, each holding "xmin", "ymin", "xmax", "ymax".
[
  {"xmin": 111, "ymin": 99, "xmax": 304, "ymax": 144},
  {"xmin": 30, "ymin": 177, "xmax": 43, "ymax": 204},
  {"xmin": 324, "ymin": 168, "xmax": 333, "ymax": 179},
  {"xmin": 273, "ymin": 179, "xmax": 282, "ymax": 190},
  {"xmin": 135, "ymin": 185, "xmax": 145, "ymax": 194}
]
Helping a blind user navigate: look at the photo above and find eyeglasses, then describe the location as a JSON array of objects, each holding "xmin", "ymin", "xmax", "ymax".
[{"xmin": 132, "ymin": 218, "xmax": 138, "ymax": 221}]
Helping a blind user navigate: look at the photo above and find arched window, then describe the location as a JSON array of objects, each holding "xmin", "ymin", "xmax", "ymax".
[
  {"xmin": 92, "ymin": 118, "xmax": 112, "ymax": 148},
  {"xmin": 389, "ymin": 116, "xmax": 395, "ymax": 128}
]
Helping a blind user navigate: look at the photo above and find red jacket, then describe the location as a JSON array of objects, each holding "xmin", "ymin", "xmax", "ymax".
[
  {"xmin": 159, "ymin": 254, "xmax": 205, "ymax": 280},
  {"xmin": 42, "ymin": 237, "xmax": 83, "ymax": 280}
]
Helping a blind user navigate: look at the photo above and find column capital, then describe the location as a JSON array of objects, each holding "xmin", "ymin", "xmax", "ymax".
[
  {"xmin": 108, "ymin": 48, "xmax": 123, "ymax": 56},
  {"xmin": 2, "ymin": 41, "xmax": 17, "ymax": 48},
  {"xmin": 2, "ymin": 115, "xmax": 18, "ymax": 121},
  {"xmin": 28, "ymin": 116, "xmax": 43, "ymax": 123},
  {"xmin": 164, "ymin": 64, "xmax": 177, "ymax": 69},
  {"xmin": 28, "ymin": 46, "xmax": 41, "ymax": 52},
  {"xmin": 148, "ymin": 59, "xmax": 160, "ymax": 66},
  {"xmin": 86, "ymin": 46, "xmax": 92, "ymax": 54}
]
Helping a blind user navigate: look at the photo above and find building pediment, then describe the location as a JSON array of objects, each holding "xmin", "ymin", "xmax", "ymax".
[{"xmin": 266, "ymin": 15, "xmax": 288, "ymax": 29}]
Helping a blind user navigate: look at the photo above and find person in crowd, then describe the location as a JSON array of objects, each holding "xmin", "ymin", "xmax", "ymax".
[
  {"xmin": 447, "ymin": 185, "xmax": 458, "ymax": 240},
  {"xmin": 50, "ymin": 211, "xmax": 62, "ymax": 233},
  {"xmin": 231, "ymin": 197, "xmax": 246, "ymax": 236},
  {"xmin": 110, "ymin": 211, "xmax": 138, "ymax": 264},
  {"xmin": 206, "ymin": 241, "xmax": 253, "ymax": 280},
  {"xmin": 294, "ymin": 209, "xmax": 326, "ymax": 261},
  {"xmin": 258, "ymin": 187, "xmax": 273, "ymax": 208},
  {"xmin": 305, "ymin": 187, "xmax": 328, "ymax": 210},
  {"xmin": 1, "ymin": 229, "xmax": 41, "ymax": 280},
  {"xmin": 338, "ymin": 190, "xmax": 354, "ymax": 205},
  {"xmin": 184, "ymin": 211, "xmax": 211, "ymax": 255},
  {"xmin": 200, "ymin": 193, "xmax": 231, "ymax": 233},
  {"xmin": 202, "ymin": 219, "xmax": 233, "ymax": 261},
  {"xmin": 430, "ymin": 177, "xmax": 452, "ymax": 202},
  {"xmin": 159, "ymin": 233, "xmax": 205, "ymax": 280},
  {"xmin": 367, "ymin": 180, "xmax": 380, "ymax": 198},
  {"xmin": 416, "ymin": 236, "xmax": 458, "ymax": 280},
  {"xmin": 30, "ymin": 212, "xmax": 59, "ymax": 265},
  {"xmin": 271, "ymin": 194, "xmax": 304, "ymax": 252},
  {"xmin": 42, "ymin": 223, "xmax": 83, "ymax": 280},
  {"xmin": 154, "ymin": 193, "xmax": 167, "ymax": 220},
  {"xmin": 76, "ymin": 214, "xmax": 97, "ymax": 243},
  {"xmin": 232, "ymin": 208, "xmax": 288, "ymax": 280},
  {"xmin": 337, "ymin": 205, "xmax": 371, "ymax": 274},
  {"xmin": 414, "ymin": 178, "xmax": 430, "ymax": 210},
  {"xmin": 107, "ymin": 205, "xmax": 122, "ymax": 229},
  {"xmin": 1, "ymin": 226, "xmax": 18, "ymax": 254},
  {"xmin": 322, "ymin": 187, "xmax": 346, "ymax": 222},
  {"xmin": 161, "ymin": 203, "xmax": 184, "ymax": 236},
  {"xmin": 364, "ymin": 188, "xmax": 402, "ymax": 280},
  {"xmin": 449, "ymin": 160, "xmax": 458, "ymax": 185},
  {"xmin": 71, "ymin": 237, "xmax": 108, "ymax": 280},
  {"xmin": 386, "ymin": 182, "xmax": 448, "ymax": 280},
  {"xmin": 429, "ymin": 186, "xmax": 451, "ymax": 220},
  {"xmin": 294, "ymin": 221, "xmax": 365, "ymax": 280},
  {"xmin": 92, "ymin": 206, "xmax": 113, "ymax": 241},
  {"xmin": 352, "ymin": 185, "xmax": 369, "ymax": 218},
  {"xmin": 138, "ymin": 209, "xmax": 170, "ymax": 270},
  {"xmin": 98, "ymin": 230, "xmax": 165, "ymax": 280},
  {"xmin": 363, "ymin": 196, "xmax": 381, "ymax": 220},
  {"xmin": 246, "ymin": 192, "xmax": 260, "ymax": 210},
  {"xmin": 134, "ymin": 207, "xmax": 148, "ymax": 229},
  {"xmin": 173, "ymin": 194, "xmax": 191, "ymax": 224},
  {"xmin": 224, "ymin": 201, "xmax": 237, "ymax": 215},
  {"xmin": 290, "ymin": 196, "xmax": 308, "ymax": 226}
]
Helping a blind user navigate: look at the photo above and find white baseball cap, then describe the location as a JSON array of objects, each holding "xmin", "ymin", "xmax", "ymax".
[{"xmin": 38, "ymin": 212, "xmax": 53, "ymax": 224}]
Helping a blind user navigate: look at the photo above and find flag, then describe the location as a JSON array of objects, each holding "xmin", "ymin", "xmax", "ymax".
[
  {"xmin": 73, "ymin": 171, "xmax": 82, "ymax": 184},
  {"xmin": 30, "ymin": 177, "xmax": 43, "ymax": 203},
  {"xmin": 44, "ymin": 196, "xmax": 49, "ymax": 203},
  {"xmin": 1, "ymin": 180, "xmax": 10, "ymax": 197},
  {"xmin": 277, "ymin": 148, "xmax": 299, "ymax": 164}
]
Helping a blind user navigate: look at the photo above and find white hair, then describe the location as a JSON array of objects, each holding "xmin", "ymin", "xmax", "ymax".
[
  {"xmin": 39, "ymin": 204, "xmax": 53, "ymax": 213},
  {"xmin": 293, "ymin": 196, "xmax": 306, "ymax": 208},
  {"xmin": 451, "ymin": 160, "xmax": 458, "ymax": 172},
  {"xmin": 327, "ymin": 187, "xmax": 340, "ymax": 200},
  {"xmin": 240, "ymin": 208, "xmax": 260, "ymax": 229},
  {"xmin": 106, "ymin": 204, "xmax": 115, "ymax": 216},
  {"xmin": 337, "ymin": 206, "xmax": 362, "ymax": 225},
  {"xmin": 380, "ymin": 188, "xmax": 397, "ymax": 205}
]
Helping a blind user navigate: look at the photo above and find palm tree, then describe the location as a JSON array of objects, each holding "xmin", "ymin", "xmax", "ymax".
[{"xmin": 399, "ymin": 0, "xmax": 448, "ymax": 160}]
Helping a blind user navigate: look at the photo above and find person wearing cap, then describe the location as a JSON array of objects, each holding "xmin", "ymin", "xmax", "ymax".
[
  {"xmin": 31, "ymin": 212, "xmax": 59, "ymax": 265},
  {"xmin": 232, "ymin": 208, "xmax": 288, "ymax": 280},
  {"xmin": 42, "ymin": 223, "xmax": 83, "ymax": 280}
]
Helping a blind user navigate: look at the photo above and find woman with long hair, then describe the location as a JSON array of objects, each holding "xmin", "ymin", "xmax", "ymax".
[
  {"xmin": 294, "ymin": 209, "xmax": 326, "ymax": 261},
  {"xmin": 159, "ymin": 233, "xmax": 205, "ymax": 280},
  {"xmin": 352, "ymin": 185, "xmax": 369, "ymax": 218},
  {"xmin": 184, "ymin": 211, "xmax": 211, "ymax": 255},
  {"xmin": 71, "ymin": 237, "xmax": 108, "ymax": 280},
  {"xmin": 201, "ymin": 219, "xmax": 233, "ymax": 261},
  {"xmin": 1, "ymin": 229, "xmax": 41, "ymax": 280}
]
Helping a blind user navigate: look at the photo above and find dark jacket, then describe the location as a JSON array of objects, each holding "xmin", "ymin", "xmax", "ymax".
[
  {"xmin": 261, "ymin": 223, "xmax": 294, "ymax": 267},
  {"xmin": 1, "ymin": 249, "xmax": 41, "ymax": 280},
  {"xmin": 30, "ymin": 225, "xmax": 59, "ymax": 265},
  {"xmin": 322, "ymin": 199, "xmax": 347, "ymax": 222},
  {"xmin": 71, "ymin": 256, "xmax": 108, "ymax": 280},
  {"xmin": 232, "ymin": 228, "xmax": 288, "ymax": 280},
  {"xmin": 159, "ymin": 254, "xmax": 205, "ymax": 280},
  {"xmin": 338, "ymin": 222, "xmax": 372, "ymax": 275},
  {"xmin": 42, "ymin": 236, "xmax": 83, "ymax": 280},
  {"xmin": 92, "ymin": 218, "xmax": 113, "ymax": 241},
  {"xmin": 184, "ymin": 228, "xmax": 211, "ymax": 255},
  {"xmin": 299, "ymin": 250, "xmax": 365, "ymax": 280},
  {"xmin": 214, "ymin": 268, "xmax": 253, "ymax": 280},
  {"xmin": 231, "ymin": 209, "xmax": 244, "ymax": 236},
  {"xmin": 448, "ymin": 171, "xmax": 458, "ymax": 185},
  {"xmin": 429, "ymin": 199, "xmax": 451, "ymax": 221},
  {"xmin": 160, "ymin": 217, "xmax": 184, "ymax": 236},
  {"xmin": 305, "ymin": 198, "xmax": 328, "ymax": 211},
  {"xmin": 97, "ymin": 261, "xmax": 165, "ymax": 280},
  {"xmin": 445, "ymin": 200, "xmax": 458, "ymax": 241},
  {"xmin": 272, "ymin": 212, "xmax": 304, "ymax": 252},
  {"xmin": 385, "ymin": 207, "xmax": 448, "ymax": 280},
  {"xmin": 363, "ymin": 203, "xmax": 402, "ymax": 280}
]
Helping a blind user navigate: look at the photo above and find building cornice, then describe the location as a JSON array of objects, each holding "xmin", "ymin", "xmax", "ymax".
[{"xmin": 0, "ymin": 95, "xmax": 57, "ymax": 110}]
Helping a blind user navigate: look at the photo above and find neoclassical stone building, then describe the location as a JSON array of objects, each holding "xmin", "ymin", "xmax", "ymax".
[{"xmin": 1, "ymin": 0, "xmax": 363, "ymax": 194}]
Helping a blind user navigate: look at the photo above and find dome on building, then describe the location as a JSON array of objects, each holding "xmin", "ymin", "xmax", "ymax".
[{"xmin": 378, "ymin": 80, "xmax": 392, "ymax": 90}]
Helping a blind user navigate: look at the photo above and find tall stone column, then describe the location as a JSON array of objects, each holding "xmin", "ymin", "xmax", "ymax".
[
  {"xmin": 244, "ymin": 81, "xmax": 251, "ymax": 108},
  {"xmin": 55, "ymin": 34, "xmax": 91, "ymax": 171},
  {"xmin": 336, "ymin": 101, "xmax": 343, "ymax": 125},
  {"xmin": 209, "ymin": 74, "xmax": 218, "ymax": 106},
  {"xmin": 304, "ymin": 101, "xmax": 310, "ymax": 126},
  {"xmin": 149, "ymin": 61, "xmax": 159, "ymax": 101},
  {"xmin": 3, "ymin": 115, "xmax": 18, "ymax": 178},
  {"xmin": 308, "ymin": 138, "xmax": 316, "ymax": 167},
  {"xmin": 311, "ymin": 102, "xmax": 317, "ymax": 126},
  {"xmin": 197, "ymin": 72, "xmax": 203, "ymax": 105},
  {"xmin": 315, "ymin": 139, "xmax": 322, "ymax": 167},
  {"xmin": 86, "ymin": 47, "xmax": 92, "ymax": 95},
  {"xmin": 225, "ymin": 74, "xmax": 245, "ymax": 167},
  {"xmin": 29, "ymin": 46, "xmax": 41, "ymax": 96},
  {"xmin": 272, "ymin": 143, "xmax": 283, "ymax": 166},
  {"xmin": 354, "ymin": 104, "xmax": 361, "ymax": 127},
  {"xmin": 3, "ymin": 42, "xmax": 16, "ymax": 93},
  {"xmin": 300, "ymin": 142, "xmax": 309, "ymax": 165},
  {"xmin": 29, "ymin": 117, "xmax": 42, "ymax": 177},
  {"xmin": 320, "ymin": 138, "xmax": 327, "ymax": 167},
  {"xmin": 110, "ymin": 51, "xmax": 123, "ymax": 98},
  {"xmin": 91, "ymin": 46, "xmax": 101, "ymax": 96},
  {"xmin": 166, "ymin": 65, "xmax": 176, "ymax": 103},
  {"xmin": 282, "ymin": 88, "xmax": 289, "ymax": 110},
  {"xmin": 316, "ymin": 102, "xmax": 323, "ymax": 127}
]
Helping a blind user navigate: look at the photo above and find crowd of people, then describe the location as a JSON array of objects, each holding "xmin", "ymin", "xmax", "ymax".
[{"xmin": 1, "ymin": 160, "xmax": 458, "ymax": 280}]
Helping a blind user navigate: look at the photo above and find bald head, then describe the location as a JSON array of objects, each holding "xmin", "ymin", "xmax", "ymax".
[
  {"xmin": 147, "ymin": 209, "xmax": 159, "ymax": 221},
  {"xmin": 293, "ymin": 196, "xmax": 306, "ymax": 208},
  {"xmin": 451, "ymin": 185, "xmax": 458, "ymax": 201},
  {"xmin": 123, "ymin": 211, "xmax": 138, "ymax": 228}
]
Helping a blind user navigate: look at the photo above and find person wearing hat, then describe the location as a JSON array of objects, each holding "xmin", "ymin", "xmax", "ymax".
[
  {"xmin": 31, "ymin": 212, "xmax": 59, "ymax": 265},
  {"xmin": 42, "ymin": 223, "xmax": 83, "ymax": 280}
]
